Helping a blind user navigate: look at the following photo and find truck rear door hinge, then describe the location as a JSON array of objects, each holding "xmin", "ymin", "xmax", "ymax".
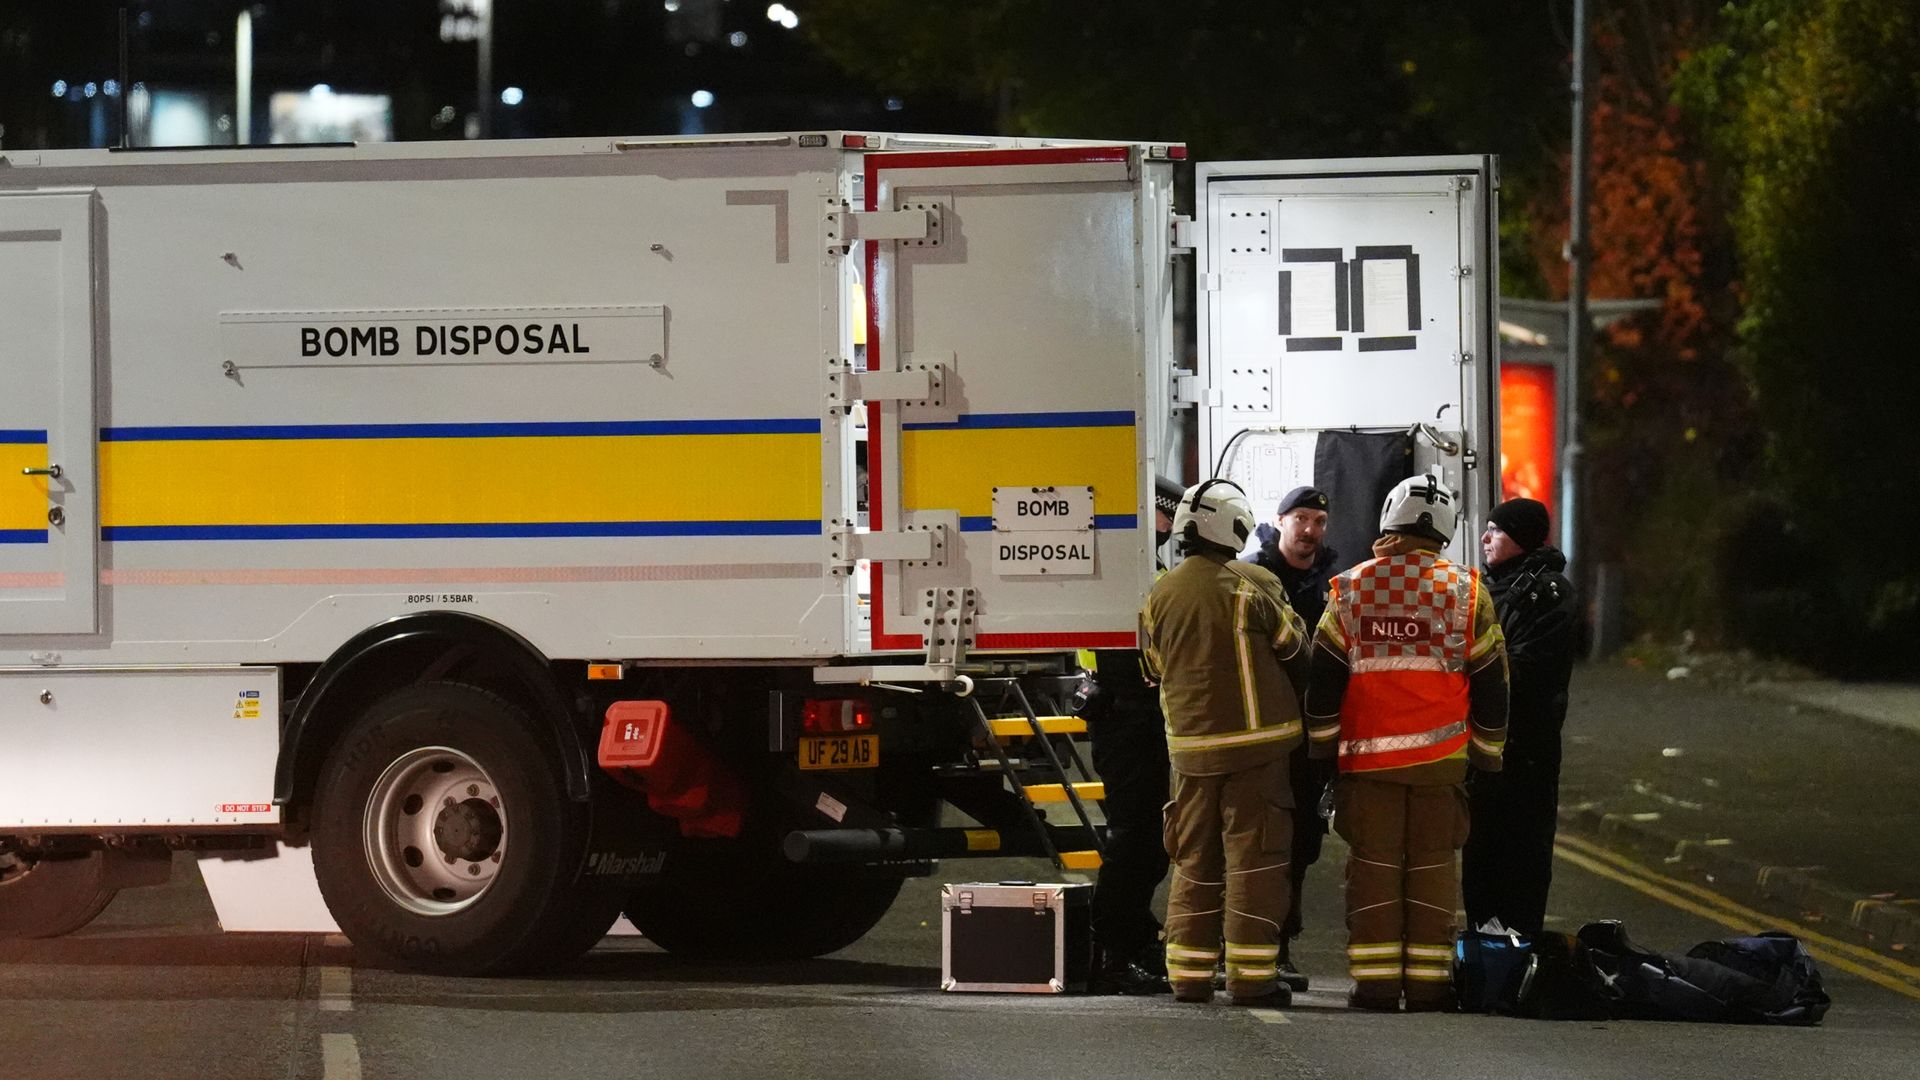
[
  {"xmin": 824, "ymin": 205, "xmax": 945, "ymax": 254},
  {"xmin": 1171, "ymin": 370, "xmax": 1220, "ymax": 409},
  {"xmin": 826, "ymin": 359, "xmax": 948, "ymax": 410},
  {"xmin": 1170, "ymin": 215, "xmax": 1197, "ymax": 253},
  {"xmin": 827, "ymin": 520, "xmax": 951, "ymax": 576}
]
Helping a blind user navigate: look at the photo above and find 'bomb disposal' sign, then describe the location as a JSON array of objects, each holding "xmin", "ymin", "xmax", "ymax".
[
  {"xmin": 218, "ymin": 304, "xmax": 665, "ymax": 368},
  {"xmin": 991, "ymin": 486, "xmax": 1095, "ymax": 577}
]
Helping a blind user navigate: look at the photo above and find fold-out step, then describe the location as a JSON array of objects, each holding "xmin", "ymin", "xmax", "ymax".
[
  {"xmin": 987, "ymin": 715, "xmax": 1087, "ymax": 737},
  {"xmin": 1022, "ymin": 782, "xmax": 1106, "ymax": 803}
]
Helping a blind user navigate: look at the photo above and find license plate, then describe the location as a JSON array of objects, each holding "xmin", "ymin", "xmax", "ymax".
[{"xmin": 798, "ymin": 733, "xmax": 878, "ymax": 770}]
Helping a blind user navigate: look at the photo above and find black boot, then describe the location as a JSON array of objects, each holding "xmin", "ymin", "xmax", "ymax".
[
  {"xmin": 1278, "ymin": 937, "xmax": 1309, "ymax": 993},
  {"xmin": 1091, "ymin": 944, "xmax": 1171, "ymax": 996}
]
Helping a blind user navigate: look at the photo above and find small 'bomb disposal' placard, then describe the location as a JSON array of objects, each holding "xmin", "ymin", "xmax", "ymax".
[{"xmin": 991, "ymin": 486, "xmax": 1095, "ymax": 576}]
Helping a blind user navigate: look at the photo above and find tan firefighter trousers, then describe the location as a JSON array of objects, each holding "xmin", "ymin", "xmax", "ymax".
[
  {"xmin": 1333, "ymin": 775, "xmax": 1470, "ymax": 1005},
  {"xmin": 1162, "ymin": 757, "xmax": 1292, "ymax": 999}
]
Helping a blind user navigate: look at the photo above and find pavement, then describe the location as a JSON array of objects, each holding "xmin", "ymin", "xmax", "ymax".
[
  {"xmin": 1750, "ymin": 678, "xmax": 1920, "ymax": 739},
  {"xmin": 5, "ymin": 839, "xmax": 1919, "ymax": 1080},
  {"xmin": 1557, "ymin": 663, "xmax": 1920, "ymax": 952}
]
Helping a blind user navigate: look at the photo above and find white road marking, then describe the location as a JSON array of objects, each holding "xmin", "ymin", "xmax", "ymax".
[
  {"xmin": 1251, "ymin": 1008, "xmax": 1291, "ymax": 1024},
  {"xmin": 316, "ymin": 934, "xmax": 353, "ymax": 1011},
  {"xmin": 321, "ymin": 1034, "xmax": 362, "ymax": 1080},
  {"xmin": 319, "ymin": 965, "xmax": 353, "ymax": 1012}
]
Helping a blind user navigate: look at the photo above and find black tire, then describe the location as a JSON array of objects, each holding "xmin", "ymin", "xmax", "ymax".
[
  {"xmin": 624, "ymin": 858, "xmax": 905, "ymax": 961},
  {"xmin": 310, "ymin": 681, "xmax": 603, "ymax": 975},
  {"xmin": 0, "ymin": 852, "xmax": 117, "ymax": 939}
]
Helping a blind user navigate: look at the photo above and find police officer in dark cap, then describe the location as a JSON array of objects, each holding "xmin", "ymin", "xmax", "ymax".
[
  {"xmin": 1247, "ymin": 485, "xmax": 1338, "ymax": 989},
  {"xmin": 1463, "ymin": 497, "xmax": 1576, "ymax": 935},
  {"xmin": 1251, "ymin": 486, "xmax": 1337, "ymax": 629},
  {"xmin": 1080, "ymin": 477, "xmax": 1185, "ymax": 994}
]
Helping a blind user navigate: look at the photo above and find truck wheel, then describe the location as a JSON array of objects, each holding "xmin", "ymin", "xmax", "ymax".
[
  {"xmin": 0, "ymin": 852, "xmax": 117, "ymax": 939},
  {"xmin": 624, "ymin": 861, "xmax": 904, "ymax": 961},
  {"xmin": 310, "ymin": 681, "xmax": 610, "ymax": 975}
]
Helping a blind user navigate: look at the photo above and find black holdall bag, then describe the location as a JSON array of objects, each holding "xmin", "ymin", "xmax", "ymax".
[
  {"xmin": 1513, "ymin": 929, "xmax": 1614, "ymax": 1020},
  {"xmin": 1683, "ymin": 932, "xmax": 1830, "ymax": 1024},
  {"xmin": 1515, "ymin": 921, "xmax": 1831, "ymax": 1025},
  {"xmin": 1643, "ymin": 931, "xmax": 1831, "ymax": 1025}
]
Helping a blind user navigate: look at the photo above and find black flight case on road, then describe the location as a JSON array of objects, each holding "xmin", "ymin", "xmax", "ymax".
[{"xmin": 941, "ymin": 881, "xmax": 1093, "ymax": 993}]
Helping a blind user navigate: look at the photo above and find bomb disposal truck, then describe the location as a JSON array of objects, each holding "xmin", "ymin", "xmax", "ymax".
[{"xmin": 0, "ymin": 133, "xmax": 1498, "ymax": 973}]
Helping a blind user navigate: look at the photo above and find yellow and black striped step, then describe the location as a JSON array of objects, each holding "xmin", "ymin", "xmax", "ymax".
[
  {"xmin": 987, "ymin": 715, "xmax": 1087, "ymax": 737},
  {"xmin": 1058, "ymin": 850, "xmax": 1103, "ymax": 870},
  {"xmin": 1023, "ymin": 781, "xmax": 1106, "ymax": 803}
]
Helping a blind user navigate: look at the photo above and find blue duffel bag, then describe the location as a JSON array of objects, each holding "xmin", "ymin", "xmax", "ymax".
[{"xmin": 1455, "ymin": 926, "xmax": 1534, "ymax": 1013}]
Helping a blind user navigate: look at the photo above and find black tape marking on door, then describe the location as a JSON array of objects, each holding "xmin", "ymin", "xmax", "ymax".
[
  {"xmin": 1274, "ymin": 244, "xmax": 1423, "ymax": 353},
  {"xmin": 1350, "ymin": 245, "xmax": 1420, "ymax": 351}
]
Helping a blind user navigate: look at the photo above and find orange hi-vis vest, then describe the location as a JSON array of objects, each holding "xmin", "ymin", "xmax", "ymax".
[{"xmin": 1328, "ymin": 550, "xmax": 1479, "ymax": 773}]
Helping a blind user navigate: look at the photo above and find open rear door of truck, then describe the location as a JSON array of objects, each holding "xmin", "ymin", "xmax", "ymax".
[
  {"xmin": 1195, "ymin": 156, "xmax": 1499, "ymax": 572},
  {"xmin": 859, "ymin": 147, "xmax": 1171, "ymax": 656}
]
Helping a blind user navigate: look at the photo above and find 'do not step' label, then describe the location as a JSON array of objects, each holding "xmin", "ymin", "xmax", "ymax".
[{"xmin": 991, "ymin": 486, "xmax": 1095, "ymax": 576}]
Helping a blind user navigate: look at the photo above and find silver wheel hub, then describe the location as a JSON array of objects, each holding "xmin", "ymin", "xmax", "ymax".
[{"xmin": 364, "ymin": 747, "xmax": 506, "ymax": 917}]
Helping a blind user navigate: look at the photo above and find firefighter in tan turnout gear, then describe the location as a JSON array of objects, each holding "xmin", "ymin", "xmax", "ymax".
[
  {"xmin": 1304, "ymin": 474, "xmax": 1509, "ymax": 1011},
  {"xmin": 1142, "ymin": 480, "xmax": 1312, "ymax": 1006}
]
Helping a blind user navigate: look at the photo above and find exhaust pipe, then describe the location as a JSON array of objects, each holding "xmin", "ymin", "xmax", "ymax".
[{"xmin": 782, "ymin": 825, "xmax": 1102, "ymax": 865}]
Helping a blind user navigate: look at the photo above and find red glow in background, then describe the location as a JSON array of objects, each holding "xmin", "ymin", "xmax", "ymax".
[{"xmin": 1500, "ymin": 363, "xmax": 1557, "ymax": 520}]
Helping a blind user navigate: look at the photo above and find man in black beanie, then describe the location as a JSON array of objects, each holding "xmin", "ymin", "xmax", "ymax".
[
  {"xmin": 1463, "ymin": 497, "xmax": 1575, "ymax": 935},
  {"xmin": 1248, "ymin": 485, "xmax": 1337, "ymax": 990}
]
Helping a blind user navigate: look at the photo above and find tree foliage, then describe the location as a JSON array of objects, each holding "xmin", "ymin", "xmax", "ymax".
[
  {"xmin": 802, "ymin": 0, "xmax": 1565, "ymax": 164},
  {"xmin": 1676, "ymin": 0, "xmax": 1920, "ymax": 669},
  {"xmin": 805, "ymin": 0, "xmax": 1575, "ymax": 345},
  {"xmin": 1517, "ymin": 5, "xmax": 1757, "ymax": 642},
  {"xmin": 804, "ymin": 0, "xmax": 1920, "ymax": 668}
]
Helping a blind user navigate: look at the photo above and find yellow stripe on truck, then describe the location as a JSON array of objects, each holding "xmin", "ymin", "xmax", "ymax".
[
  {"xmin": 0, "ymin": 443, "xmax": 47, "ymax": 532},
  {"xmin": 899, "ymin": 423, "xmax": 1136, "ymax": 518},
  {"xmin": 99, "ymin": 430, "xmax": 820, "ymax": 529}
]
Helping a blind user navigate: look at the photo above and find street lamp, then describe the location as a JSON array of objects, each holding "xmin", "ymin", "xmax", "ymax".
[
  {"xmin": 440, "ymin": 0, "xmax": 493, "ymax": 138},
  {"xmin": 1562, "ymin": 0, "xmax": 1591, "ymax": 569}
]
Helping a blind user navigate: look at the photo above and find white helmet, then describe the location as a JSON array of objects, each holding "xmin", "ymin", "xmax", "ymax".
[
  {"xmin": 1379, "ymin": 473, "xmax": 1459, "ymax": 544},
  {"xmin": 1172, "ymin": 479, "xmax": 1256, "ymax": 554}
]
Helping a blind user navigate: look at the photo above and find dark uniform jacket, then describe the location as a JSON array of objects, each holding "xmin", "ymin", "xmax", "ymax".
[
  {"xmin": 1248, "ymin": 528, "xmax": 1339, "ymax": 634},
  {"xmin": 1485, "ymin": 546, "xmax": 1575, "ymax": 767}
]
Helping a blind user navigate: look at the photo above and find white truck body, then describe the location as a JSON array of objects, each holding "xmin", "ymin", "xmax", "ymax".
[{"xmin": 0, "ymin": 133, "xmax": 1497, "ymax": 955}]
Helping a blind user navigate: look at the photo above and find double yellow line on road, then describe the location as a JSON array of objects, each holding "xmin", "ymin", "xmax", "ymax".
[{"xmin": 1553, "ymin": 832, "xmax": 1920, "ymax": 1004}]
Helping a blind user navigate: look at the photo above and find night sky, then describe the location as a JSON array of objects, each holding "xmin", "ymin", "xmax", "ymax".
[{"xmin": 0, "ymin": 0, "xmax": 993, "ymax": 150}]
